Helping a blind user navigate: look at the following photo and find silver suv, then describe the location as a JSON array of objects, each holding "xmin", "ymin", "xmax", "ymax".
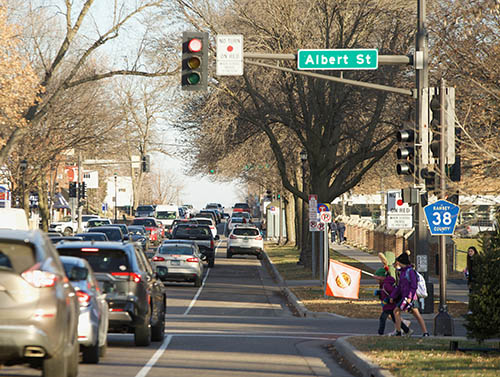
[{"xmin": 0, "ymin": 229, "xmax": 80, "ymax": 377}]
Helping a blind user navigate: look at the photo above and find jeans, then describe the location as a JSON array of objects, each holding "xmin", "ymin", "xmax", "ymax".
[
  {"xmin": 338, "ymin": 228, "xmax": 345, "ymax": 242},
  {"xmin": 378, "ymin": 310, "xmax": 410, "ymax": 335}
]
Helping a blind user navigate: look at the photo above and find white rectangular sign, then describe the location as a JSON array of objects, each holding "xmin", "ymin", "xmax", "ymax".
[
  {"xmin": 308, "ymin": 194, "xmax": 318, "ymax": 221},
  {"xmin": 216, "ymin": 35, "xmax": 243, "ymax": 76},
  {"xmin": 83, "ymin": 171, "xmax": 99, "ymax": 189},
  {"xmin": 386, "ymin": 189, "xmax": 413, "ymax": 229}
]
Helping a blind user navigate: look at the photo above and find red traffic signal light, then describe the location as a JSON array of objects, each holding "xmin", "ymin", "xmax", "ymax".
[{"xmin": 182, "ymin": 32, "xmax": 208, "ymax": 91}]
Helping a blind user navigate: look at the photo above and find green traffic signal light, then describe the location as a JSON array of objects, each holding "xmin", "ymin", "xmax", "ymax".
[{"xmin": 209, "ymin": 169, "xmax": 215, "ymax": 174}]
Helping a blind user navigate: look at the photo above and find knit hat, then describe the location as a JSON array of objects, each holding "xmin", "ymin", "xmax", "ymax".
[
  {"xmin": 396, "ymin": 252, "xmax": 410, "ymax": 265},
  {"xmin": 375, "ymin": 268, "xmax": 387, "ymax": 277}
]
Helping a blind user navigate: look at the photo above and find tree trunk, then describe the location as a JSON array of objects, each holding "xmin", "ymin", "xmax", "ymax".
[
  {"xmin": 284, "ymin": 191, "xmax": 296, "ymax": 245},
  {"xmin": 38, "ymin": 176, "xmax": 49, "ymax": 232}
]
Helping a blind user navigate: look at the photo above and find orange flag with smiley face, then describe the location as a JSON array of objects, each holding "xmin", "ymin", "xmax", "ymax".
[{"xmin": 325, "ymin": 259, "xmax": 361, "ymax": 299}]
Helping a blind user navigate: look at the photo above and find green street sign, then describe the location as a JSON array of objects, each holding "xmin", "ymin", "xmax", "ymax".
[{"xmin": 297, "ymin": 49, "xmax": 378, "ymax": 70}]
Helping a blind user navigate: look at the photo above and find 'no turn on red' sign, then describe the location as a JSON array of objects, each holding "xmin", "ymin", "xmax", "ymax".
[{"xmin": 216, "ymin": 35, "xmax": 243, "ymax": 76}]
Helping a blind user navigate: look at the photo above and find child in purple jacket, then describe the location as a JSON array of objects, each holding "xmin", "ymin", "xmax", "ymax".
[
  {"xmin": 389, "ymin": 252, "xmax": 430, "ymax": 337},
  {"xmin": 374, "ymin": 268, "xmax": 412, "ymax": 335}
]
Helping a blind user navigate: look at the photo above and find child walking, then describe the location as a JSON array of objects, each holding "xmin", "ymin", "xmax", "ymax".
[
  {"xmin": 389, "ymin": 251, "xmax": 430, "ymax": 337},
  {"xmin": 374, "ymin": 267, "xmax": 412, "ymax": 336}
]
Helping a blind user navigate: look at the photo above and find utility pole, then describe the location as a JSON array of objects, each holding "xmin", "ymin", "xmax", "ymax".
[{"xmin": 77, "ymin": 151, "xmax": 83, "ymax": 233}]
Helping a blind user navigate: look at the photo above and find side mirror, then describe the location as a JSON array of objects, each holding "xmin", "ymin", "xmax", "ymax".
[
  {"xmin": 215, "ymin": 235, "xmax": 220, "ymax": 241},
  {"xmin": 156, "ymin": 266, "xmax": 168, "ymax": 279},
  {"xmin": 123, "ymin": 235, "xmax": 129, "ymax": 241},
  {"xmin": 68, "ymin": 266, "xmax": 88, "ymax": 281}
]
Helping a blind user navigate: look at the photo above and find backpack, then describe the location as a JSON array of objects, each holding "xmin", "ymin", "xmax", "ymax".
[{"xmin": 405, "ymin": 268, "xmax": 428, "ymax": 298}]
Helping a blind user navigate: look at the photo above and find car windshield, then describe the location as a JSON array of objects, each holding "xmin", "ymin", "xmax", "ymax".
[
  {"xmin": 128, "ymin": 227, "xmax": 145, "ymax": 235},
  {"xmin": 88, "ymin": 220, "xmax": 110, "ymax": 227},
  {"xmin": 196, "ymin": 219, "xmax": 212, "ymax": 225},
  {"xmin": 158, "ymin": 246, "xmax": 194, "ymax": 255},
  {"xmin": 156, "ymin": 211, "xmax": 177, "ymax": 220},
  {"xmin": 58, "ymin": 248, "xmax": 129, "ymax": 273},
  {"xmin": 174, "ymin": 226, "xmax": 211, "ymax": 239},
  {"xmin": 231, "ymin": 217, "xmax": 244, "ymax": 223},
  {"xmin": 232, "ymin": 212, "xmax": 249, "ymax": 218},
  {"xmin": 61, "ymin": 216, "xmax": 72, "ymax": 222},
  {"xmin": 233, "ymin": 228, "xmax": 260, "ymax": 236},
  {"xmin": 133, "ymin": 219, "xmax": 156, "ymax": 227},
  {"xmin": 136, "ymin": 206, "xmax": 153, "ymax": 212}
]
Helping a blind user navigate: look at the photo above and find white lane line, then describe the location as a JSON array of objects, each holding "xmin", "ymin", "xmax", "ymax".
[
  {"xmin": 182, "ymin": 240, "xmax": 223, "ymax": 316},
  {"xmin": 134, "ymin": 335, "xmax": 173, "ymax": 377}
]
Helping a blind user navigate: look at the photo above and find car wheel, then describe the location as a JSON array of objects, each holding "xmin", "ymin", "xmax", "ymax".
[
  {"xmin": 151, "ymin": 304, "xmax": 165, "ymax": 342},
  {"xmin": 67, "ymin": 340, "xmax": 79, "ymax": 377},
  {"xmin": 226, "ymin": 251, "xmax": 232, "ymax": 258},
  {"xmin": 82, "ymin": 337, "xmax": 100, "ymax": 364},
  {"xmin": 63, "ymin": 227, "xmax": 73, "ymax": 236},
  {"xmin": 208, "ymin": 258, "xmax": 215, "ymax": 268},
  {"xmin": 134, "ymin": 315, "xmax": 152, "ymax": 346},
  {"xmin": 194, "ymin": 275, "xmax": 202, "ymax": 287},
  {"xmin": 42, "ymin": 350, "xmax": 67, "ymax": 377}
]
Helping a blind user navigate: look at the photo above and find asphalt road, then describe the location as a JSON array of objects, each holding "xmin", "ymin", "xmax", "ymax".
[{"xmin": 2, "ymin": 221, "xmax": 379, "ymax": 377}]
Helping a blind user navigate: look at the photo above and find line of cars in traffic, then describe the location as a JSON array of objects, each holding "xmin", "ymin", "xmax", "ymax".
[{"xmin": 0, "ymin": 208, "xmax": 168, "ymax": 376}]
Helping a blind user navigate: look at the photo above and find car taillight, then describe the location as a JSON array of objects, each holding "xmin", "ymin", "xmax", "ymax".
[
  {"xmin": 210, "ymin": 239, "xmax": 214, "ymax": 249},
  {"xmin": 186, "ymin": 257, "xmax": 199, "ymax": 263},
  {"xmin": 152, "ymin": 256, "xmax": 165, "ymax": 262},
  {"xmin": 76, "ymin": 291, "xmax": 91, "ymax": 307},
  {"xmin": 111, "ymin": 272, "xmax": 142, "ymax": 283},
  {"xmin": 230, "ymin": 234, "xmax": 237, "ymax": 239},
  {"xmin": 22, "ymin": 269, "xmax": 58, "ymax": 288},
  {"xmin": 255, "ymin": 235, "xmax": 263, "ymax": 240}
]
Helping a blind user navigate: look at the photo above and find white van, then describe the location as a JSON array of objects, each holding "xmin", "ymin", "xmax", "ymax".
[
  {"xmin": 155, "ymin": 205, "xmax": 179, "ymax": 228},
  {"xmin": 0, "ymin": 208, "xmax": 29, "ymax": 230}
]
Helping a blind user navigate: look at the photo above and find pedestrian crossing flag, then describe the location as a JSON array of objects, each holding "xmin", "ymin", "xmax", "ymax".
[{"xmin": 325, "ymin": 259, "xmax": 361, "ymax": 299}]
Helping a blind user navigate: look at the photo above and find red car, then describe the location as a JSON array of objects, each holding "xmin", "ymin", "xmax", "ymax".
[
  {"xmin": 232, "ymin": 203, "xmax": 251, "ymax": 214},
  {"xmin": 132, "ymin": 217, "xmax": 163, "ymax": 244}
]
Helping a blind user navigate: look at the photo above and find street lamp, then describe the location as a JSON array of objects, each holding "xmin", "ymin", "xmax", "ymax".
[
  {"xmin": 19, "ymin": 160, "xmax": 27, "ymax": 209},
  {"xmin": 114, "ymin": 173, "xmax": 117, "ymax": 223}
]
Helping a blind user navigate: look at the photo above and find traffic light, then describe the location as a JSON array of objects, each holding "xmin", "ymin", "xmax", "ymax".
[
  {"xmin": 396, "ymin": 122, "xmax": 415, "ymax": 175},
  {"xmin": 446, "ymin": 193, "xmax": 459, "ymax": 204},
  {"xmin": 429, "ymin": 88, "xmax": 441, "ymax": 162},
  {"xmin": 421, "ymin": 168, "xmax": 437, "ymax": 192},
  {"xmin": 208, "ymin": 167, "xmax": 215, "ymax": 174},
  {"xmin": 182, "ymin": 31, "xmax": 208, "ymax": 91},
  {"xmin": 142, "ymin": 155, "xmax": 150, "ymax": 173},
  {"xmin": 79, "ymin": 182, "xmax": 87, "ymax": 200},
  {"xmin": 69, "ymin": 182, "xmax": 77, "ymax": 198}
]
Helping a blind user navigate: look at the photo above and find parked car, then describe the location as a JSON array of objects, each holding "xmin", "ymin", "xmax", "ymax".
[
  {"xmin": 49, "ymin": 215, "xmax": 78, "ymax": 235},
  {"xmin": 87, "ymin": 226, "xmax": 124, "ymax": 242},
  {"xmin": 152, "ymin": 241, "xmax": 204, "ymax": 287},
  {"xmin": 56, "ymin": 241, "xmax": 167, "ymax": 346},
  {"xmin": 0, "ymin": 229, "xmax": 79, "ymax": 376},
  {"xmin": 75, "ymin": 232, "xmax": 109, "ymax": 241},
  {"xmin": 135, "ymin": 205, "xmax": 156, "ymax": 218},
  {"xmin": 171, "ymin": 223, "xmax": 218, "ymax": 268},
  {"xmin": 227, "ymin": 226, "xmax": 264, "ymax": 260},
  {"xmin": 128, "ymin": 225, "xmax": 149, "ymax": 252},
  {"xmin": 60, "ymin": 256, "xmax": 109, "ymax": 364},
  {"xmin": 131, "ymin": 217, "xmax": 163, "ymax": 245}
]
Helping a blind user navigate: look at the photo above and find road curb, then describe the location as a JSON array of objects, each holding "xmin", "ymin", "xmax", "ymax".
[{"xmin": 335, "ymin": 337, "xmax": 395, "ymax": 377}]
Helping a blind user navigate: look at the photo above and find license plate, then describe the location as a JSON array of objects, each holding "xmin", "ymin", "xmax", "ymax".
[
  {"xmin": 170, "ymin": 260, "xmax": 180, "ymax": 266},
  {"xmin": 243, "ymin": 238, "xmax": 249, "ymax": 243}
]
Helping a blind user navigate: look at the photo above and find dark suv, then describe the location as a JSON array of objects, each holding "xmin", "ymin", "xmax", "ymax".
[
  {"xmin": 56, "ymin": 241, "xmax": 167, "ymax": 346},
  {"xmin": 171, "ymin": 224, "xmax": 218, "ymax": 267}
]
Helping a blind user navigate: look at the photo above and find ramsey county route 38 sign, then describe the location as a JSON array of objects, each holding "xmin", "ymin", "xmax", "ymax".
[
  {"xmin": 424, "ymin": 199, "xmax": 460, "ymax": 236},
  {"xmin": 297, "ymin": 49, "xmax": 378, "ymax": 70}
]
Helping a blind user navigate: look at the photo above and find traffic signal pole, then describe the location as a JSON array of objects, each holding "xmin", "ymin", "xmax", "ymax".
[{"xmin": 414, "ymin": 0, "xmax": 433, "ymax": 314}]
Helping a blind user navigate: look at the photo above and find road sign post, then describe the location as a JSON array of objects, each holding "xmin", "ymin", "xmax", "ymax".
[{"xmin": 298, "ymin": 49, "xmax": 378, "ymax": 70}]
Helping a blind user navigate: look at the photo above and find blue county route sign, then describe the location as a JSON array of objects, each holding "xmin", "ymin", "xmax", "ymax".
[{"xmin": 423, "ymin": 200, "xmax": 460, "ymax": 235}]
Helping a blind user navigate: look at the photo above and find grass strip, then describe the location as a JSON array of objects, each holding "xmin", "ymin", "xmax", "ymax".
[{"xmin": 346, "ymin": 336, "xmax": 500, "ymax": 377}]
